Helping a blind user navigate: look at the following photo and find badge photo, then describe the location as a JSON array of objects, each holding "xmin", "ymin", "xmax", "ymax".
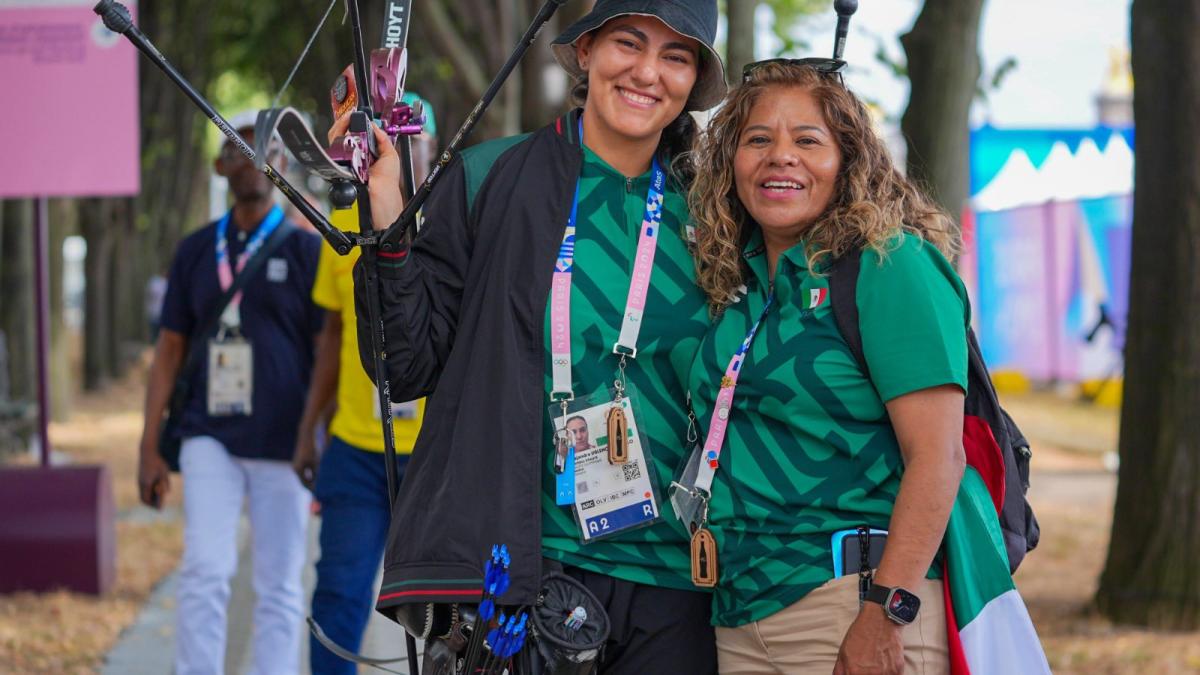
[
  {"xmin": 207, "ymin": 338, "xmax": 254, "ymax": 416},
  {"xmin": 547, "ymin": 390, "xmax": 662, "ymax": 543}
]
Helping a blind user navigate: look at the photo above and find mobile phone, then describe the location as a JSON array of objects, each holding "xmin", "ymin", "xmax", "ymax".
[{"xmin": 831, "ymin": 528, "xmax": 887, "ymax": 577}]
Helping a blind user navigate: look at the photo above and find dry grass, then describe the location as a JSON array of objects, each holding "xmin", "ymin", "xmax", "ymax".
[
  {"xmin": 1015, "ymin": 405, "xmax": 1200, "ymax": 674},
  {"xmin": 1001, "ymin": 388, "xmax": 1121, "ymax": 456},
  {"xmin": 0, "ymin": 521, "xmax": 182, "ymax": 674},
  {"xmin": 0, "ymin": 362, "xmax": 184, "ymax": 675}
]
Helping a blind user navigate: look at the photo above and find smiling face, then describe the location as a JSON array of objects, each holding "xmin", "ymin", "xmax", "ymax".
[
  {"xmin": 575, "ymin": 15, "xmax": 700, "ymax": 147},
  {"xmin": 733, "ymin": 86, "xmax": 842, "ymax": 246}
]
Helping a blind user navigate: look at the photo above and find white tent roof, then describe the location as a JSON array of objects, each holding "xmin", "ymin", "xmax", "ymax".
[{"xmin": 972, "ymin": 132, "xmax": 1133, "ymax": 212}]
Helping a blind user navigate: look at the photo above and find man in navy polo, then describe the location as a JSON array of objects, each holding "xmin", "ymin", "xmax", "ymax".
[{"xmin": 137, "ymin": 111, "xmax": 323, "ymax": 675}]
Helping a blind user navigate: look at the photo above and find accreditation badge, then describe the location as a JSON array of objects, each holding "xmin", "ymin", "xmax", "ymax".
[
  {"xmin": 669, "ymin": 443, "xmax": 709, "ymax": 534},
  {"xmin": 373, "ymin": 385, "xmax": 420, "ymax": 420},
  {"xmin": 207, "ymin": 337, "xmax": 253, "ymax": 416},
  {"xmin": 547, "ymin": 389, "xmax": 662, "ymax": 543}
]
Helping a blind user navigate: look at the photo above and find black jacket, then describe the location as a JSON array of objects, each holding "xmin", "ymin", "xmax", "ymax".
[{"xmin": 355, "ymin": 111, "xmax": 588, "ymax": 611}]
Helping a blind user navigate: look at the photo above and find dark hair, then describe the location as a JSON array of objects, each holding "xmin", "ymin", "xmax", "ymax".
[{"xmin": 570, "ymin": 77, "xmax": 697, "ymax": 185}]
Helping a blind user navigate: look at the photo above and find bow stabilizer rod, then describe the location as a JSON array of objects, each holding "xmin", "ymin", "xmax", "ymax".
[{"xmin": 93, "ymin": 0, "xmax": 357, "ymax": 256}]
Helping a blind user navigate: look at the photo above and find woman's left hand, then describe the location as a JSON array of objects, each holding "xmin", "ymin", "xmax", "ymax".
[
  {"xmin": 832, "ymin": 605, "xmax": 905, "ymax": 675},
  {"xmin": 327, "ymin": 113, "xmax": 405, "ymax": 229}
]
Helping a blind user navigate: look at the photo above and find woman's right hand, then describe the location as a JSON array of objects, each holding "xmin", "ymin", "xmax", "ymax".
[{"xmin": 328, "ymin": 113, "xmax": 406, "ymax": 230}]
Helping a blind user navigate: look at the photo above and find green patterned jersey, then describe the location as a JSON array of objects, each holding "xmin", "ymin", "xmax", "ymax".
[
  {"xmin": 689, "ymin": 231, "xmax": 969, "ymax": 626},
  {"xmin": 541, "ymin": 146, "xmax": 710, "ymax": 591}
]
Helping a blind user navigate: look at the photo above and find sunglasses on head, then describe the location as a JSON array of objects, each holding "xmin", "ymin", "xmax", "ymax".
[{"xmin": 741, "ymin": 57, "xmax": 847, "ymax": 83}]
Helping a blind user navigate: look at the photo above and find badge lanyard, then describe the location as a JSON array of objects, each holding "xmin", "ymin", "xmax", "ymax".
[
  {"xmin": 549, "ymin": 118, "xmax": 666, "ymax": 466},
  {"xmin": 680, "ymin": 289, "xmax": 774, "ymax": 587},
  {"xmin": 214, "ymin": 204, "xmax": 285, "ymax": 331}
]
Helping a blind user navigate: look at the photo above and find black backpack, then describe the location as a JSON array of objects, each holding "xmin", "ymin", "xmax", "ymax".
[{"xmin": 827, "ymin": 248, "xmax": 1040, "ymax": 572}]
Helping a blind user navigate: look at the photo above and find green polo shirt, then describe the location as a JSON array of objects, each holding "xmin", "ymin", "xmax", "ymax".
[
  {"xmin": 540, "ymin": 146, "xmax": 710, "ymax": 591},
  {"xmin": 688, "ymin": 231, "xmax": 969, "ymax": 626}
]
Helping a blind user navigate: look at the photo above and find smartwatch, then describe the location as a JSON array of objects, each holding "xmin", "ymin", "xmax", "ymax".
[{"xmin": 864, "ymin": 584, "xmax": 921, "ymax": 625}]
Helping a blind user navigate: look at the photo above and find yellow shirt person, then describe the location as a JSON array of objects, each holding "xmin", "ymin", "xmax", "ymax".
[
  {"xmin": 295, "ymin": 204, "xmax": 425, "ymax": 469},
  {"xmin": 295, "ymin": 92, "xmax": 437, "ymax": 673},
  {"xmin": 317, "ymin": 211, "xmax": 424, "ymax": 453},
  {"xmin": 292, "ymin": 204, "xmax": 425, "ymax": 670}
]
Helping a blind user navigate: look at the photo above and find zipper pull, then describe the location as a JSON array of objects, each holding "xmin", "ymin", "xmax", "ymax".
[{"xmin": 626, "ymin": 177, "xmax": 633, "ymax": 193}]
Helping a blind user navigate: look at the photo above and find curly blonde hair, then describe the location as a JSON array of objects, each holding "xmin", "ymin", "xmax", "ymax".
[{"xmin": 688, "ymin": 62, "xmax": 959, "ymax": 311}]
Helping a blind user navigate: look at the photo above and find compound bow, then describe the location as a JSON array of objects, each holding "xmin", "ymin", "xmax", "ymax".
[{"xmin": 93, "ymin": 1, "xmax": 570, "ymax": 672}]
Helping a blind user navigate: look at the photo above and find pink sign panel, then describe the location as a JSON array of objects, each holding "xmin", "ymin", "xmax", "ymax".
[{"xmin": 0, "ymin": 1, "xmax": 139, "ymax": 198}]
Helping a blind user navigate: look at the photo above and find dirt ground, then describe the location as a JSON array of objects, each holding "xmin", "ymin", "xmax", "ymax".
[
  {"xmin": 1, "ymin": 377, "xmax": 1197, "ymax": 674},
  {"xmin": 1001, "ymin": 390, "xmax": 1200, "ymax": 673},
  {"xmin": 0, "ymin": 366, "xmax": 184, "ymax": 675}
]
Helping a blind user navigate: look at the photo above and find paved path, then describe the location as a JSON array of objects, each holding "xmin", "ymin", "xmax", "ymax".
[{"xmin": 103, "ymin": 514, "xmax": 422, "ymax": 674}]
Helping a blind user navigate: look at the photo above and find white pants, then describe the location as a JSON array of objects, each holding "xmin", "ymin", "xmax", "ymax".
[{"xmin": 175, "ymin": 436, "xmax": 311, "ymax": 675}]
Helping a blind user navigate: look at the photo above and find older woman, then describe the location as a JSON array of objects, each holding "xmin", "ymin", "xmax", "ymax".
[{"xmin": 684, "ymin": 61, "xmax": 967, "ymax": 674}]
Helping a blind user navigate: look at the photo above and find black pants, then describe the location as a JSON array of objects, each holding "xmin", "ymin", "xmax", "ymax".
[{"xmin": 562, "ymin": 565, "xmax": 717, "ymax": 675}]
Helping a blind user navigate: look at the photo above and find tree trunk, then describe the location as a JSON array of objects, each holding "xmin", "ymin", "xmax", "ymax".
[
  {"xmin": 81, "ymin": 199, "xmax": 116, "ymax": 391},
  {"xmin": 137, "ymin": 0, "xmax": 218, "ymax": 272},
  {"xmin": 726, "ymin": 0, "xmax": 758, "ymax": 85},
  {"xmin": 0, "ymin": 200, "xmax": 36, "ymax": 403},
  {"xmin": 1095, "ymin": 0, "xmax": 1200, "ymax": 630},
  {"xmin": 108, "ymin": 199, "xmax": 139, "ymax": 377},
  {"xmin": 48, "ymin": 199, "xmax": 76, "ymax": 421},
  {"xmin": 899, "ymin": 0, "xmax": 984, "ymax": 225},
  {"xmin": 1, "ymin": 201, "xmax": 35, "ymax": 400}
]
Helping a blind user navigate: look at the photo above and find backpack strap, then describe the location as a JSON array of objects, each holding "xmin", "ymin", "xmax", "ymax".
[{"xmin": 827, "ymin": 247, "xmax": 870, "ymax": 378}]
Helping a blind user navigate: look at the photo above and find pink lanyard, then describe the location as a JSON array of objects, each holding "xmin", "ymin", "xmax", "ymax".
[
  {"xmin": 549, "ymin": 119, "xmax": 666, "ymax": 402},
  {"xmin": 213, "ymin": 205, "xmax": 283, "ymax": 328},
  {"xmin": 693, "ymin": 290, "xmax": 775, "ymax": 493}
]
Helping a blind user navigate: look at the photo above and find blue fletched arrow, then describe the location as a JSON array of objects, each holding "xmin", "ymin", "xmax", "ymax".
[
  {"xmin": 482, "ymin": 614, "xmax": 511, "ymax": 674},
  {"xmin": 478, "ymin": 599, "xmax": 495, "ymax": 623},
  {"xmin": 494, "ymin": 572, "xmax": 511, "ymax": 598},
  {"xmin": 463, "ymin": 544, "xmax": 512, "ymax": 675},
  {"xmin": 486, "ymin": 611, "xmax": 505, "ymax": 649},
  {"xmin": 500, "ymin": 614, "xmax": 518, "ymax": 658},
  {"xmin": 479, "ymin": 544, "xmax": 511, "ymax": 622},
  {"xmin": 482, "ymin": 546, "xmax": 500, "ymax": 595},
  {"xmin": 505, "ymin": 613, "xmax": 529, "ymax": 659}
]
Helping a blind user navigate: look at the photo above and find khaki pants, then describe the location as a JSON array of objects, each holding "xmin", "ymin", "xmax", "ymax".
[{"xmin": 716, "ymin": 574, "xmax": 948, "ymax": 675}]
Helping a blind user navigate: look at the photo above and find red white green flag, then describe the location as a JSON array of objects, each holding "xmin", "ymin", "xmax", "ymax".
[{"xmin": 943, "ymin": 460, "xmax": 1051, "ymax": 674}]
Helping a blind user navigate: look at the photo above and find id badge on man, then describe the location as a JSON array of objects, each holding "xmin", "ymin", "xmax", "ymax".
[
  {"xmin": 549, "ymin": 392, "xmax": 662, "ymax": 543},
  {"xmin": 207, "ymin": 337, "xmax": 253, "ymax": 416}
]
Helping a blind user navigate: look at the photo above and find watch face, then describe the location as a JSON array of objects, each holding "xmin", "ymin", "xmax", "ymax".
[{"xmin": 887, "ymin": 588, "xmax": 921, "ymax": 624}]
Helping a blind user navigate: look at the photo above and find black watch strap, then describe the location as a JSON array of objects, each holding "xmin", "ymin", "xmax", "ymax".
[
  {"xmin": 864, "ymin": 583, "xmax": 921, "ymax": 625},
  {"xmin": 864, "ymin": 583, "xmax": 893, "ymax": 607}
]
